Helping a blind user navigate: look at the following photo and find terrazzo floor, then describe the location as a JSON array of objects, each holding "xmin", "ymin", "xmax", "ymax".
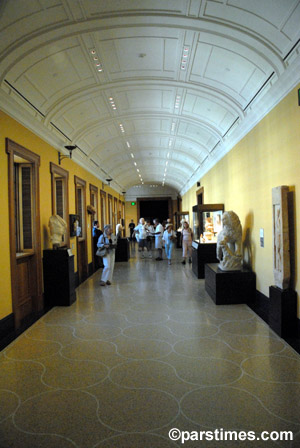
[{"xmin": 0, "ymin": 249, "xmax": 300, "ymax": 448}]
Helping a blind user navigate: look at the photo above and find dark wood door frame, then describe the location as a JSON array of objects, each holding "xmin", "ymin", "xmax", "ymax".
[
  {"xmin": 74, "ymin": 176, "xmax": 88, "ymax": 284},
  {"xmin": 6, "ymin": 138, "xmax": 43, "ymax": 330},
  {"xmin": 89, "ymin": 183, "xmax": 98, "ymax": 272},
  {"xmin": 196, "ymin": 187, "xmax": 204, "ymax": 205},
  {"xmin": 50, "ymin": 162, "xmax": 70, "ymax": 248}
]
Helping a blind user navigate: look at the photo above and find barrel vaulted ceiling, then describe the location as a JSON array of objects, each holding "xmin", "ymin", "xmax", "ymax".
[{"xmin": 0, "ymin": 0, "xmax": 300, "ymax": 195}]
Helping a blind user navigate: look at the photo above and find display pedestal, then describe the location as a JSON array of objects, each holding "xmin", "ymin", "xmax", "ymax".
[
  {"xmin": 269, "ymin": 286, "xmax": 297, "ymax": 337},
  {"xmin": 43, "ymin": 249, "xmax": 76, "ymax": 307},
  {"xmin": 115, "ymin": 238, "xmax": 129, "ymax": 262},
  {"xmin": 192, "ymin": 242, "xmax": 218, "ymax": 279},
  {"xmin": 205, "ymin": 263, "xmax": 256, "ymax": 305}
]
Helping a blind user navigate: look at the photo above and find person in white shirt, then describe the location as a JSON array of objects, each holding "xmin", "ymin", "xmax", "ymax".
[
  {"xmin": 152, "ymin": 218, "xmax": 164, "ymax": 261},
  {"xmin": 134, "ymin": 218, "xmax": 149, "ymax": 259},
  {"xmin": 181, "ymin": 221, "xmax": 193, "ymax": 264},
  {"xmin": 97, "ymin": 224, "xmax": 117, "ymax": 286},
  {"xmin": 163, "ymin": 223, "xmax": 177, "ymax": 265}
]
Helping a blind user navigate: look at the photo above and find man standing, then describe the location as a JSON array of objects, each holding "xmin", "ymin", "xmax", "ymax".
[
  {"xmin": 134, "ymin": 218, "xmax": 148, "ymax": 259},
  {"xmin": 93, "ymin": 220, "xmax": 103, "ymax": 269},
  {"xmin": 128, "ymin": 219, "xmax": 136, "ymax": 250},
  {"xmin": 152, "ymin": 218, "xmax": 164, "ymax": 260}
]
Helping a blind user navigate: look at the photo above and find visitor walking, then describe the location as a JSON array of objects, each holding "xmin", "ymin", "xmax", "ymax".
[
  {"xmin": 181, "ymin": 221, "xmax": 193, "ymax": 264},
  {"xmin": 163, "ymin": 223, "xmax": 177, "ymax": 265},
  {"xmin": 134, "ymin": 218, "xmax": 149, "ymax": 258},
  {"xmin": 97, "ymin": 224, "xmax": 117, "ymax": 286},
  {"xmin": 152, "ymin": 218, "xmax": 164, "ymax": 260}
]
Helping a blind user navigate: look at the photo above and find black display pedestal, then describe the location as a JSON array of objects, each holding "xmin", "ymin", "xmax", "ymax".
[
  {"xmin": 205, "ymin": 263, "xmax": 256, "ymax": 305},
  {"xmin": 192, "ymin": 242, "xmax": 218, "ymax": 279},
  {"xmin": 115, "ymin": 238, "xmax": 129, "ymax": 262},
  {"xmin": 269, "ymin": 286, "xmax": 297, "ymax": 338},
  {"xmin": 43, "ymin": 249, "xmax": 76, "ymax": 307}
]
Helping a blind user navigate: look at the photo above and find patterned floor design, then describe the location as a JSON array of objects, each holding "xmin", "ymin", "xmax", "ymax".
[{"xmin": 0, "ymin": 249, "xmax": 300, "ymax": 447}]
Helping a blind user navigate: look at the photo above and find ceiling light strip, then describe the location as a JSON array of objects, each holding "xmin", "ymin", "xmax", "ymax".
[{"xmin": 89, "ymin": 48, "xmax": 103, "ymax": 73}]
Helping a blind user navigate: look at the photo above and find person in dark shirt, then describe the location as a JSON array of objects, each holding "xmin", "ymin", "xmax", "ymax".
[
  {"xmin": 93, "ymin": 221, "xmax": 103, "ymax": 269},
  {"xmin": 128, "ymin": 219, "xmax": 136, "ymax": 251}
]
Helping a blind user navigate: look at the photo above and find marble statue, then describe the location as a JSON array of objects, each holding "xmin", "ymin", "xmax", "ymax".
[
  {"xmin": 217, "ymin": 211, "xmax": 242, "ymax": 271},
  {"xmin": 48, "ymin": 214, "xmax": 67, "ymax": 248},
  {"xmin": 272, "ymin": 186, "xmax": 290, "ymax": 289}
]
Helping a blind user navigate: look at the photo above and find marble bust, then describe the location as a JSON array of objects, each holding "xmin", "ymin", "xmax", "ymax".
[
  {"xmin": 217, "ymin": 211, "xmax": 242, "ymax": 271},
  {"xmin": 49, "ymin": 214, "xmax": 67, "ymax": 248}
]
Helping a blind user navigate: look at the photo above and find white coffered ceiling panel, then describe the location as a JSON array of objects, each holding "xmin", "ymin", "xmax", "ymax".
[
  {"xmin": 0, "ymin": 0, "xmax": 299, "ymax": 194},
  {"xmin": 205, "ymin": 0, "xmax": 300, "ymax": 54},
  {"xmin": 100, "ymin": 37, "xmax": 179, "ymax": 80}
]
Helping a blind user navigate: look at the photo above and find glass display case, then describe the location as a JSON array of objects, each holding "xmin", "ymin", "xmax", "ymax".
[
  {"xmin": 174, "ymin": 211, "xmax": 189, "ymax": 248},
  {"xmin": 192, "ymin": 204, "xmax": 224, "ymax": 278},
  {"xmin": 193, "ymin": 205, "xmax": 224, "ymax": 243}
]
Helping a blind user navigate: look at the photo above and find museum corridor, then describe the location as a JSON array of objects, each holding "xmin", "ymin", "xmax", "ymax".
[{"xmin": 0, "ymin": 251, "xmax": 300, "ymax": 448}]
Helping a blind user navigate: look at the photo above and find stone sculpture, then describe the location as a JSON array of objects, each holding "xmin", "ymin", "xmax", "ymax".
[
  {"xmin": 272, "ymin": 186, "xmax": 290, "ymax": 289},
  {"xmin": 216, "ymin": 211, "xmax": 242, "ymax": 271},
  {"xmin": 48, "ymin": 214, "xmax": 67, "ymax": 248}
]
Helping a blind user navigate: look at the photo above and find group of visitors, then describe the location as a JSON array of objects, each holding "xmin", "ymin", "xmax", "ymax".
[
  {"xmin": 93, "ymin": 216, "xmax": 193, "ymax": 286},
  {"xmin": 130, "ymin": 217, "xmax": 193, "ymax": 266}
]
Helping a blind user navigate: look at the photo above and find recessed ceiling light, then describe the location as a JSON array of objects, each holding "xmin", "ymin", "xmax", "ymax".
[
  {"xmin": 134, "ymin": 162, "xmax": 137, "ymax": 166},
  {"xmin": 137, "ymin": 169, "xmax": 139, "ymax": 172},
  {"xmin": 131, "ymin": 153, "xmax": 134, "ymax": 158}
]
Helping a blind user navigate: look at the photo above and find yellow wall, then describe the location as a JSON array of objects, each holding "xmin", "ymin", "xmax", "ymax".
[
  {"xmin": 0, "ymin": 111, "xmax": 123, "ymax": 320},
  {"xmin": 182, "ymin": 84, "xmax": 300, "ymax": 316}
]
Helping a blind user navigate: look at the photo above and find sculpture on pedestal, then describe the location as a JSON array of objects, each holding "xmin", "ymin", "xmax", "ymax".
[
  {"xmin": 272, "ymin": 186, "xmax": 290, "ymax": 289},
  {"xmin": 217, "ymin": 211, "xmax": 242, "ymax": 271},
  {"xmin": 49, "ymin": 215, "xmax": 67, "ymax": 249}
]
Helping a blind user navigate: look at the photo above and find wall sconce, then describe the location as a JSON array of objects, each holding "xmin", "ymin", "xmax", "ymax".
[
  {"xmin": 58, "ymin": 145, "xmax": 77, "ymax": 165},
  {"xmin": 106, "ymin": 178, "xmax": 113, "ymax": 185}
]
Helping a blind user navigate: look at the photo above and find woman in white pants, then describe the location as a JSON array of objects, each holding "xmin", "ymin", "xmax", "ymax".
[
  {"xmin": 181, "ymin": 221, "xmax": 193, "ymax": 264},
  {"xmin": 97, "ymin": 225, "xmax": 117, "ymax": 286}
]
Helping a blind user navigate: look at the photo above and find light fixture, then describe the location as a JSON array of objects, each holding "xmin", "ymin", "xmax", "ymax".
[
  {"xmin": 89, "ymin": 48, "xmax": 104, "ymax": 74},
  {"xmin": 180, "ymin": 45, "xmax": 189, "ymax": 70},
  {"xmin": 106, "ymin": 178, "xmax": 113, "ymax": 185},
  {"xmin": 131, "ymin": 153, "xmax": 134, "ymax": 158},
  {"xmin": 134, "ymin": 162, "xmax": 137, "ymax": 166},
  {"xmin": 58, "ymin": 145, "xmax": 77, "ymax": 165}
]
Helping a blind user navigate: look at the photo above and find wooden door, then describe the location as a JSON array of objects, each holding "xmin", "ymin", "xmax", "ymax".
[{"xmin": 6, "ymin": 139, "xmax": 43, "ymax": 330}]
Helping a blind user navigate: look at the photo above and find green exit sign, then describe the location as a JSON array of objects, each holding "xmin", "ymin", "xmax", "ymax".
[{"xmin": 131, "ymin": 202, "xmax": 136, "ymax": 206}]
